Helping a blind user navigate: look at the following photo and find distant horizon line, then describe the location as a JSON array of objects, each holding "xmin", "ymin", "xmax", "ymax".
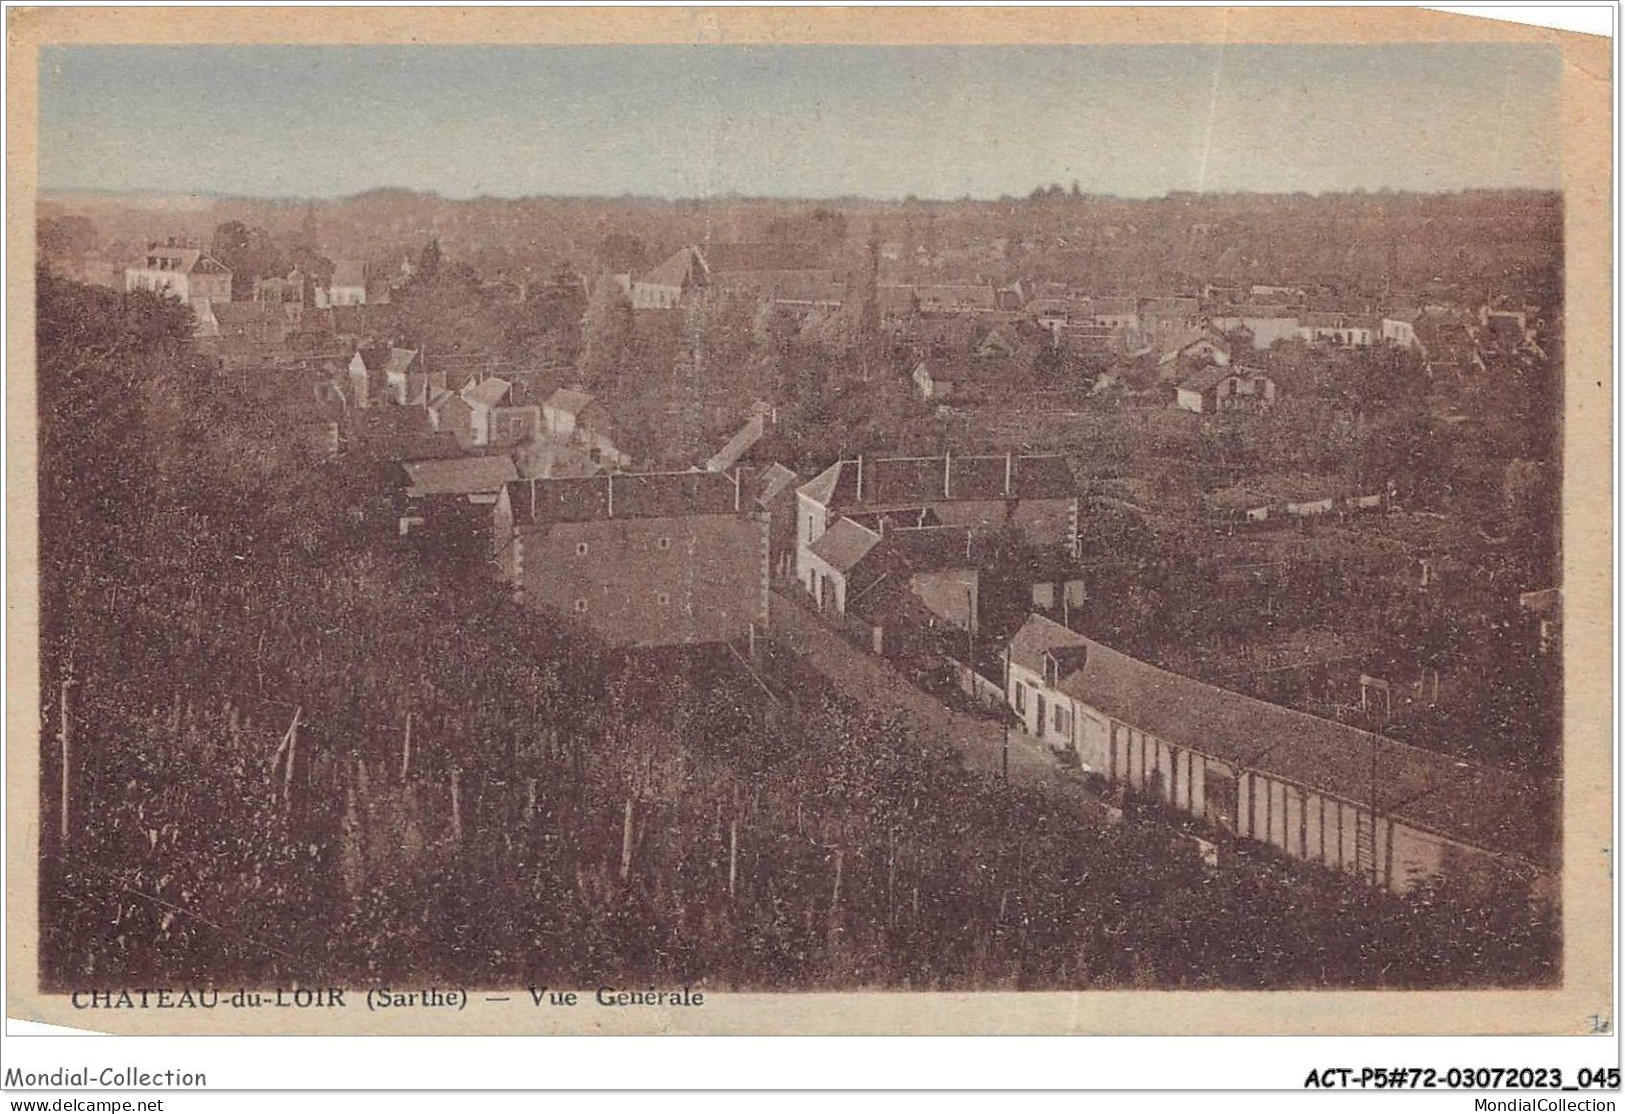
[{"xmin": 41, "ymin": 184, "xmax": 1564, "ymax": 207}]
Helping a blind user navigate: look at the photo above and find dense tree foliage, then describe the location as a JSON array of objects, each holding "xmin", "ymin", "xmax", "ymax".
[{"xmin": 36, "ymin": 271, "xmax": 1556, "ymax": 992}]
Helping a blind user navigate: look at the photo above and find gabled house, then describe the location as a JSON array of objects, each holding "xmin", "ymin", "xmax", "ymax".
[
  {"xmin": 397, "ymin": 454, "xmax": 522, "ymax": 544},
  {"xmin": 1300, "ymin": 312, "xmax": 1376, "ymax": 347},
  {"xmin": 124, "ymin": 244, "xmax": 232, "ymax": 305},
  {"xmin": 515, "ymin": 433, "xmax": 601, "ymax": 481},
  {"xmin": 630, "ymin": 242, "xmax": 834, "ymax": 308},
  {"xmin": 977, "ymin": 327, "xmax": 1020, "ymax": 360},
  {"xmin": 795, "ymin": 453, "xmax": 1079, "ymax": 601},
  {"xmin": 346, "ymin": 345, "xmax": 423, "ymax": 409},
  {"xmin": 911, "ymin": 359, "xmax": 961, "ymax": 401},
  {"xmin": 402, "ymin": 454, "xmax": 521, "ymax": 502},
  {"xmin": 453, "ymin": 376, "xmax": 512, "ymax": 449},
  {"xmin": 749, "ymin": 461, "xmax": 802, "ymax": 578},
  {"xmin": 490, "ymin": 405, "xmax": 542, "ymax": 446},
  {"xmin": 318, "ymin": 260, "xmax": 367, "ymax": 308},
  {"xmin": 1138, "ymin": 296, "xmax": 1201, "ymax": 337},
  {"xmin": 1380, "ymin": 309, "xmax": 1423, "ymax": 350},
  {"xmin": 1088, "ymin": 296, "xmax": 1139, "ymax": 331},
  {"xmin": 1156, "ymin": 327, "xmax": 1231, "ymax": 376},
  {"xmin": 253, "ymin": 270, "xmax": 306, "ymax": 305},
  {"xmin": 803, "ymin": 518, "xmax": 982, "ymax": 637},
  {"xmin": 1006, "ymin": 612, "xmax": 1093, "ymax": 743},
  {"xmin": 542, "ymin": 387, "xmax": 629, "ymax": 468},
  {"xmin": 1175, "ymin": 365, "xmax": 1279, "ymax": 414}
]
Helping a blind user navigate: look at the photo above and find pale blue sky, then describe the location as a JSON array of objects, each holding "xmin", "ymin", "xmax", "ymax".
[{"xmin": 39, "ymin": 43, "xmax": 1561, "ymax": 200}]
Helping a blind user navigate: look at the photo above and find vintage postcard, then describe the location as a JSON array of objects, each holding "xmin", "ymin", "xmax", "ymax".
[{"xmin": 4, "ymin": 6, "xmax": 1613, "ymax": 1040}]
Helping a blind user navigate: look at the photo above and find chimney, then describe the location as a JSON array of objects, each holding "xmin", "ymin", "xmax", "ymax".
[{"xmin": 1004, "ymin": 452, "xmax": 1013, "ymax": 498}]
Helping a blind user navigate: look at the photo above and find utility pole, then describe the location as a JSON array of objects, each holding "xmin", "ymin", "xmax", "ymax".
[
  {"xmin": 400, "ymin": 711, "xmax": 413, "ymax": 781},
  {"xmin": 1001, "ymin": 645, "xmax": 1012, "ymax": 782},
  {"xmin": 1369, "ymin": 736, "xmax": 1380, "ymax": 888},
  {"xmin": 58, "ymin": 676, "xmax": 75, "ymax": 847}
]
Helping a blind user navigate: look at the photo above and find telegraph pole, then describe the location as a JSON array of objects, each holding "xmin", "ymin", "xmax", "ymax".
[{"xmin": 58, "ymin": 676, "xmax": 75, "ymax": 847}]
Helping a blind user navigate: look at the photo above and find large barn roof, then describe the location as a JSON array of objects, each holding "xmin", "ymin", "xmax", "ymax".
[
  {"xmin": 796, "ymin": 454, "xmax": 1076, "ymax": 510},
  {"xmin": 507, "ymin": 470, "xmax": 742, "ymax": 527},
  {"xmin": 1024, "ymin": 615, "xmax": 1550, "ymax": 867}
]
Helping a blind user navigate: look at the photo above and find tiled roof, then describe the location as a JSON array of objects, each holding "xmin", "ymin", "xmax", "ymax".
[
  {"xmin": 1140, "ymin": 296, "xmax": 1200, "ymax": 316},
  {"xmin": 797, "ymin": 461, "xmax": 846, "ymax": 507},
  {"xmin": 1178, "ymin": 364, "xmax": 1234, "ymax": 393},
  {"xmin": 769, "ymin": 280, "xmax": 846, "ymax": 305},
  {"xmin": 948, "ymin": 455, "xmax": 1009, "ymax": 499},
  {"xmin": 356, "ymin": 345, "xmax": 419, "ymax": 375},
  {"xmin": 884, "ymin": 524, "xmax": 976, "ymax": 573},
  {"xmin": 1056, "ymin": 638, "xmax": 1306, "ymax": 769},
  {"xmin": 797, "ymin": 454, "xmax": 1077, "ymax": 509},
  {"xmin": 1160, "ymin": 327, "xmax": 1226, "ymax": 359},
  {"xmin": 1008, "ymin": 612, "xmax": 1089, "ymax": 675},
  {"xmin": 641, "ymin": 247, "xmax": 701, "ymax": 289},
  {"xmin": 209, "ymin": 302, "xmax": 286, "ymax": 335},
  {"xmin": 509, "ymin": 470, "xmax": 742, "ymax": 526},
  {"xmin": 544, "ymin": 387, "xmax": 596, "ymax": 416},
  {"xmin": 917, "ymin": 284, "xmax": 998, "ymax": 310},
  {"xmin": 807, "ymin": 516, "xmax": 883, "ymax": 573},
  {"xmin": 1011, "ymin": 454, "xmax": 1077, "ymax": 499},
  {"xmin": 517, "ymin": 438, "xmax": 601, "ymax": 480},
  {"xmin": 705, "ymin": 415, "xmax": 766, "ymax": 473},
  {"xmin": 402, "ymin": 455, "xmax": 520, "ymax": 497},
  {"xmin": 1388, "ymin": 764, "xmax": 1553, "ymax": 868},
  {"xmin": 698, "ymin": 241, "xmax": 829, "ymax": 274},
  {"xmin": 753, "ymin": 462, "xmax": 800, "ymax": 507},
  {"xmin": 384, "ymin": 347, "xmax": 420, "ymax": 376},
  {"xmin": 868, "ymin": 457, "xmax": 944, "ymax": 504},
  {"xmin": 1090, "ymin": 296, "xmax": 1139, "ymax": 316},
  {"xmin": 1043, "ymin": 630, "xmax": 1548, "ymax": 864},
  {"xmin": 142, "ymin": 246, "xmax": 229, "ymax": 275},
  {"xmin": 461, "ymin": 377, "xmax": 511, "ymax": 409},
  {"xmin": 331, "ymin": 259, "xmax": 366, "ymax": 288}
]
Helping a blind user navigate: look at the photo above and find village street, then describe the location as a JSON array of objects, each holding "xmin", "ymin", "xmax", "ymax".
[{"xmin": 767, "ymin": 590, "xmax": 1082, "ymax": 793}]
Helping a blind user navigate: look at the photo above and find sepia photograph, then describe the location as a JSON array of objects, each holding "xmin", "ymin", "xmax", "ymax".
[{"xmin": 3, "ymin": 5, "xmax": 1613, "ymax": 1053}]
